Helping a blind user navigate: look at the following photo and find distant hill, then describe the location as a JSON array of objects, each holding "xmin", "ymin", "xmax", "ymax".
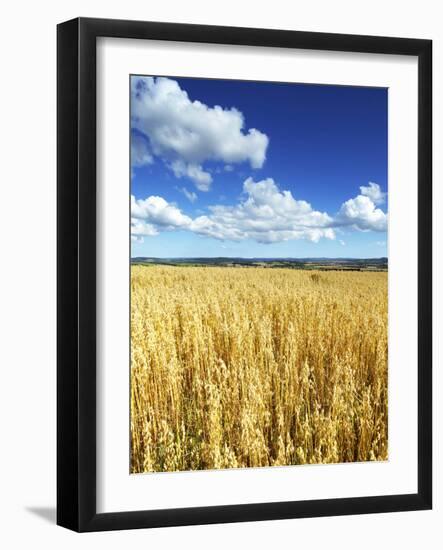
[{"xmin": 131, "ymin": 256, "xmax": 388, "ymax": 271}]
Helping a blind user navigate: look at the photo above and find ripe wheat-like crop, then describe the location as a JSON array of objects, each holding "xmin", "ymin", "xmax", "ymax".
[{"xmin": 131, "ymin": 265, "xmax": 388, "ymax": 473}]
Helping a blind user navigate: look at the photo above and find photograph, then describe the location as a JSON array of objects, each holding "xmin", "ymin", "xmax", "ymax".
[
  {"xmin": 51, "ymin": 10, "xmax": 434, "ymax": 536},
  {"xmin": 129, "ymin": 75, "xmax": 389, "ymax": 474}
]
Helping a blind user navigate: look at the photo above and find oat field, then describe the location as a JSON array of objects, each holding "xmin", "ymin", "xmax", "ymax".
[{"xmin": 130, "ymin": 265, "xmax": 388, "ymax": 473}]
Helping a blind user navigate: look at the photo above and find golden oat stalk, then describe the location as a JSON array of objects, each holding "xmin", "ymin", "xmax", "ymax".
[{"xmin": 130, "ymin": 265, "xmax": 388, "ymax": 473}]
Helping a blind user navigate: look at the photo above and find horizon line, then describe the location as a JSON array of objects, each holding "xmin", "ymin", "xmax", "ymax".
[{"xmin": 131, "ymin": 256, "xmax": 388, "ymax": 260}]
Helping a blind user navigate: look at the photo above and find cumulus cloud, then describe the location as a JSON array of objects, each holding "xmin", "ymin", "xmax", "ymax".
[
  {"xmin": 131, "ymin": 178, "xmax": 387, "ymax": 243},
  {"xmin": 130, "ymin": 194, "xmax": 192, "ymax": 244},
  {"xmin": 177, "ymin": 186, "xmax": 198, "ymax": 203},
  {"xmin": 131, "ymin": 177, "xmax": 335, "ymax": 244},
  {"xmin": 336, "ymin": 188, "xmax": 387, "ymax": 232},
  {"xmin": 359, "ymin": 182, "xmax": 386, "ymax": 205},
  {"xmin": 131, "ymin": 76, "xmax": 269, "ymax": 189},
  {"xmin": 171, "ymin": 160, "xmax": 212, "ymax": 191},
  {"xmin": 131, "ymin": 194, "xmax": 192, "ymax": 229},
  {"xmin": 131, "ymin": 133, "xmax": 153, "ymax": 167},
  {"xmin": 130, "ymin": 218, "xmax": 159, "ymax": 244},
  {"xmin": 131, "ymin": 235, "xmax": 144, "ymax": 244},
  {"xmin": 130, "ymin": 218, "xmax": 159, "ymax": 236},
  {"xmin": 191, "ymin": 177, "xmax": 335, "ymax": 243}
]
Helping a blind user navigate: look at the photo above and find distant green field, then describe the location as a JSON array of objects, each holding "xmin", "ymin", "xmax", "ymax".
[{"xmin": 131, "ymin": 257, "xmax": 388, "ymax": 272}]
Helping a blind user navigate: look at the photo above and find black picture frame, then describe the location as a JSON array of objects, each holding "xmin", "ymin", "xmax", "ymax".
[{"xmin": 57, "ymin": 17, "xmax": 432, "ymax": 532}]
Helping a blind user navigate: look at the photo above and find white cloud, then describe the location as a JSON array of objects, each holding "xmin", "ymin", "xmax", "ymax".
[
  {"xmin": 131, "ymin": 177, "xmax": 335, "ymax": 244},
  {"xmin": 131, "ymin": 133, "xmax": 153, "ymax": 167},
  {"xmin": 171, "ymin": 160, "xmax": 212, "ymax": 191},
  {"xmin": 131, "ymin": 195, "xmax": 192, "ymax": 229},
  {"xmin": 130, "ymin": 179, "xmax": 388, "ymax": 243},
  {"xmin": 130, "ymin": 218, "xmax": 159, "ymax": 244},
  {"xmin": 191, "ymin": 177, "xmax": 335, "ymax": 243},
  {"xmin": 131, "ymin": 77, "xmax": 269, "ymax": 190},
  {"xmin": 130, "ymin": 218, "xmax": 159, "ymax": 237},
  {"xmin": 339, "ymin": 240, "xmax": 346, "ymax": 246},
  {"xmin": 359, "ymin": 182, "xmax": 386, "ymax": 205},
  {"xmin": 336, "ymin": 184, "xmax": 387, "ymax": 232},
  {"xmin": 131, "ymin": 235, "xmax": 143, "ymax": 243},
  {"xmin": 177, "ymin": 187, "xmax": 198, "ymax": 203}
]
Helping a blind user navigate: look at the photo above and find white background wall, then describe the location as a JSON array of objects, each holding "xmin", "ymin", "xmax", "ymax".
[{"xmin": 0, "ymin": 0, "xmax": 440, "ymax": 547}]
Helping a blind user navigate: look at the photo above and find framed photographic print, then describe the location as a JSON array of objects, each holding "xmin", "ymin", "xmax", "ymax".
[{"xmin": 57, "ymin": 17, "xmax": 432, "ymax": 532}]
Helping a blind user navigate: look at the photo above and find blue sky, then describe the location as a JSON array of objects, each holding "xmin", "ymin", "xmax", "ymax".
[{"xmin": 131, "ymin": 76, "xmax": 387, "ymax": 258}]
